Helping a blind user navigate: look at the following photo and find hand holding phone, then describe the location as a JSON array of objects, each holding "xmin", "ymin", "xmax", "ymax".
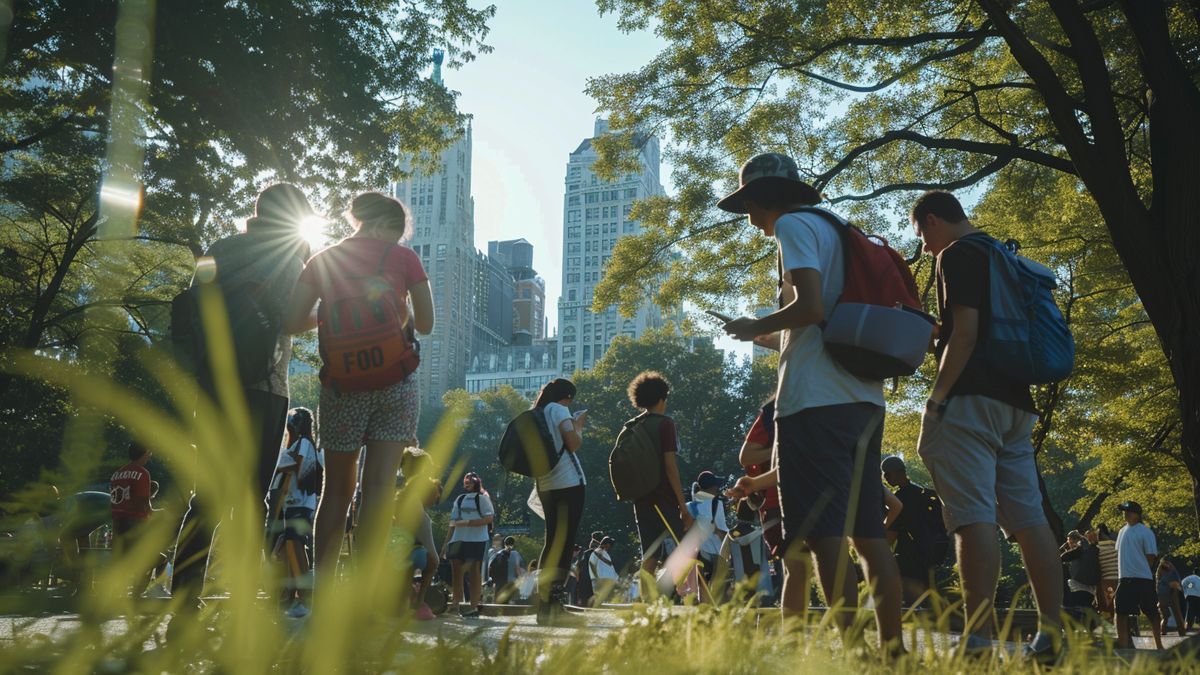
[{"xmin": 704, "ymin": 309, "xmax": 735, "ymax": 323}]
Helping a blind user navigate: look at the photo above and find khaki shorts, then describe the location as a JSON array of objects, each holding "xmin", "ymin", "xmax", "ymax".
[
  {"xmin": 917, "ymin": 395, "xmax": 1044, "ymax": 535},
  {"xmin": 319, "ymin": 376, "xmax": 420, "ymax": 452}
]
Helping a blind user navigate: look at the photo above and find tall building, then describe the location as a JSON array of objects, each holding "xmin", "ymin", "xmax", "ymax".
[
  {"xmin": 489, "ymin": 238, "xmax": 545, "ymax": 342},
  {"xmin": 557, "ymin": 119, "xmax": 668, "ymax": 374},
  {"xmin": 466, "ymin": 338, "xmax": 559, "ymax": 401},
  {"xmin": 471, "ymin": 249, "xmax": 513, "ymax": 358},
  {"xmin": 390, "ymin": 54, "xmax": 476, "ymax": 405}
]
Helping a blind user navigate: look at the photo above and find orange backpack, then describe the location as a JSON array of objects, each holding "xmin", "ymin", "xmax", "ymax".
[{"xmin": 317, "ymin": 245, "xmax": 419, "ymax": 392}]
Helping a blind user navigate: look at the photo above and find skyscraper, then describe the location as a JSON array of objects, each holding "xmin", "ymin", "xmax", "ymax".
[
  {"xmin": 489, "ymin": 238, "xmax": 545, "ymax": 342},
  {"xmin": 557, "ymin": 119, "xmax": 667, "ymax": 374},
  {"xmin": 390, "ymin": 54, "xmax": 476, "ymax": 406}
]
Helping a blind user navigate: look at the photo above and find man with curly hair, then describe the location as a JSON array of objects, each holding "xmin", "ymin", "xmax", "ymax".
[{"xmin": 623, "ymin": 371, "xmax": 693, "ymax": 576}]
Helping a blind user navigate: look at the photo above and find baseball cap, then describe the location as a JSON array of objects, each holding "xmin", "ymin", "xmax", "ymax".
[
  {"xmin": 590, "ymin": 530, "xmax": 604, "ymax": 542},
  {"xmin": 1117, "ymin": 500, "xmax": 1143, "ymax": 515},
  {"xmin": 696, "ymin": 471, "xmax": 724, "ymax": 491},
  {"xmin": 716, "ymin": 153, "xmax": 821, "ymax": 214},
  {"xmin": 600, "ymin": 536, "xmax": 615, "ymax": 547},
  {"xmin": 880, "ymin": 455, "xmax": 906, "ymax": 474}
]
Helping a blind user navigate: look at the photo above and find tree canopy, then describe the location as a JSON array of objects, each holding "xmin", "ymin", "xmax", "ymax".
[{"xmin": 588, "ymin": 0, "xmax": 1200, "ymax": 535}]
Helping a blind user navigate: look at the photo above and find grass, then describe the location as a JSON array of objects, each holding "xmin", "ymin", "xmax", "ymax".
[{"xmin": 1, "ymin": 319, "xmax": 1197, "ymax": 673}]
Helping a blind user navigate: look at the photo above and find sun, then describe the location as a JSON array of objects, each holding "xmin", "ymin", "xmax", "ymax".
[{"xmin": 297, "ymin": 214, "xmax": 329, "ymax": 250}]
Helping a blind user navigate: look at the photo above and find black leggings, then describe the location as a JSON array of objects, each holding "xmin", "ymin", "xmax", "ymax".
[{"xmin": 537, "ymin": 484, "xmax": 585, "ymax": 597}]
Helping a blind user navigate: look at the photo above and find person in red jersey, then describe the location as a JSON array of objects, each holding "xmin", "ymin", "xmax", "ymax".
[{"xmin": 110, "ymin": 442, "xmax": 153, "ymax": 578}]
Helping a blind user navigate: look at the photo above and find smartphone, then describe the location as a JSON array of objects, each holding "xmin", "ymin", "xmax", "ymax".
[
  {"xmin": 704, "ymin": 309, "xmax": 735, "ymax": 323},
  {"xmin": 573, "ymin": 409, "xmax": 588, "ymax": 418}
]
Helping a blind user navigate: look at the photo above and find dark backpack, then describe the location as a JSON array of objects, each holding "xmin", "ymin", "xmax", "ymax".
[
  {"xmin": 488, "ymin": 549, "xmax": 512, "ymax": 586},
  {"xmin": 786, "ymin": 208, "xmax": 935, "ymax": 380},
  {"xmin": 498, "ymin": 407, "xmax": 562, "ymax": 477},
  {"xmin": 915, "ymin": 486, "xmax": 950, "ymax": 566},
  {"xmin": 1066, "ymin": 542, "xmax": 1102, "ymax": 587},
  {"xmin": 169, "ymin": 276, "xmax": 281, "ymax": 392},
  {"xmin": 609, "ymin": 413, "xmax": 667, "ymax": 502},
  {"xmin": 317, "ymin": 245, "xmax": 420, "ymax": 392},
  {"xmin": 296, "ymin": 449, "xmax": 324, "ymax": 497},
  {"xmin": 454, "ymin": 493, "xmax": 494, "ymax": 537},
  {"xmin": 957, "ymin": 233, "xmax": 1075, "ymax": 384}
]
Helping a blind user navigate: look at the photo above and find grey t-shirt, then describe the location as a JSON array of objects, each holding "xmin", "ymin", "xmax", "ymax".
[{"xmin": 203, "ymin": 231, "xmax": 306, "ymax": 396}]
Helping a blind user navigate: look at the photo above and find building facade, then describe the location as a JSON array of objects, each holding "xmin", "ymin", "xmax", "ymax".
[
  {"xmin": 489, "ymin": 238, "xmax": 545, "ymax": 342},
  {"xmin": 390, "ymin": 122, "xmax": 476, "ymax": 407},
  {"xmin": 557, "ymin": 118, "xmax": 668, "ymax": 374},
  {"xmin": 465, "ymin": 339, "xmax": 559, "ymax": 401}
]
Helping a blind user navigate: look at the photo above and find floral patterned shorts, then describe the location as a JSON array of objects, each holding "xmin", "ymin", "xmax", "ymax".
[{"xmin": 318, "ymin": 376, "xmax": 420, "ymax": 453}]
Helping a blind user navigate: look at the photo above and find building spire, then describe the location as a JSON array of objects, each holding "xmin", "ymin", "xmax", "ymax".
[{"xmin": 431, "ymin": 48, "xmax": 445, "ymax": 86}]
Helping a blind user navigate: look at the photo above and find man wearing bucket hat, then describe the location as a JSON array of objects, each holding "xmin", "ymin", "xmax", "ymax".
[
  {"xmin": 718, "ymin": 154, "xmax": 902, "ymax": 652},
  {"xmin": 1115, "ymin": 500, "xmax": 1162, "ymax": 649}
]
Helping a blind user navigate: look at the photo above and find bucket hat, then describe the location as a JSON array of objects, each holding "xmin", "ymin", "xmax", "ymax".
[{"xmin": 716, "ymin": 153, "xmax": 821, "ymax": 214}]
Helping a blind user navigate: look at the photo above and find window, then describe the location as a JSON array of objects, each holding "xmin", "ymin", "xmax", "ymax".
[
  {"xmin": 568, "ymin": 183, "xmax": 579, "ymax": 191},
  {"xmin": 567, "ymin": 226, "xmax": 581, "ymax": 239},
  {"xmin": 568, "ymin": 289, "xmax": 577, "ymax": 301},
  {"xmin": 585, "ymin": 207, "xmax": 600, "ymax": 219},
  {"xmin": 436, "ymin": 244, "xmax": 447, "ymax": 257},
  {"xmin": 567, "ymin": 210, "xmax": 581, "ymax": 223},
  {"xmin": 568, "ymin": 195, "xmax": 580, "ymax": 206},
  {"xmin": 625, "ymin": 187, "xmax": 638, "ymax": 199},
  {"xmin": 623, "ymin": 204, "xmax": 632, "ymax": 216},
  {"xmin": 567, "ymin": 242, "xmax": 580, "ymax": 253},
  {"xmin": 569, "ymin": 257, "xmax": 581, "ymax": 267},
  {"xmin": 585, "ymin": 192, "xmax": 600, "ymax": 204},
  {"xmin": 566, "ymin": 273, "xmax": 580, "ymax": 283}
]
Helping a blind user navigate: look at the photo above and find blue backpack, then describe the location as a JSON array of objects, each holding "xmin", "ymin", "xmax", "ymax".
[{"xmin": 959, "ymin": 234, "xmax": 1074, "ymax": 384}]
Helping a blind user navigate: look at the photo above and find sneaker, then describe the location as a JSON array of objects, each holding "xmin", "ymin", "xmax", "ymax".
[
  {"xmin": 1020, "ymin": 631, "xmax": 1061, "ymax": 664},
  {"xmin": 286, "ymin": 602, "xmax": 310, "ymax": 619},
  {"xmin": 459, "ymin": 606, "xmax": 481, "ymax": 619},
  {"xmin": 414, "ymin": 603, "xmax": 436, "ymax": 621}
]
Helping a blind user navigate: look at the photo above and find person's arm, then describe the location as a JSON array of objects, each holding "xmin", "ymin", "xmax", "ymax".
[
  {"xmin": 283, "ymin": 279, "xmax": 320, "ymax": 333},
  {"xmin": 929, "ymin": 303, "xmax": 978, "ymax": 405},
  {"xmin": 882, "ymin": 489, "xmax": 903, "ymax": 530},
  {"xmin": 725, "ymin": 268, "xmax": 824, "ymax": 341},
  {"xmin": 738, "ymin": 440, "xmax": 772, "ymax": 469},
  {"xmin": 559, "ymin": 414, "xmax": 584, "ymax": 452},
  {"xmin": 408, "ymin": 280, "xmax": 434, "ymax": 335},
  {"xmin": 724, "ymin": 469, "xmax": 778, "ymax": 500},
  {"xmin": 662, "ymin": 451, "xmax": 693, "ymax": 529}
]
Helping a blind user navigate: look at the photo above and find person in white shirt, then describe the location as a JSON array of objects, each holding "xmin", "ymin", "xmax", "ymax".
[
  {"xmin": 440, "ymin": 472, "xmax": 494, "ymax": 618},
  {"xmin": 687, "ymin": 471, "xmax": 730, "ymax": 604},
  {"xmin": 1114, "ymin": 501, "xmax": 1161, "ymax": 649},
  {"xmin": 268, "ymin": 407, "xmax": 323, "ymax": 617},
  {"xmin": 1180, "ymin": 572, "xmax": 1200, "ymax": 631},
  {"xmin": 719, "ymin": 153, "xmax": 902, "ymax": 653},
  {"xmin": 529, "ymin": 378, "xmax": 587, "ymax": 626},
  {"xmin": 587, "ymin": 537, "xmax": 619, "ymax": 606}
]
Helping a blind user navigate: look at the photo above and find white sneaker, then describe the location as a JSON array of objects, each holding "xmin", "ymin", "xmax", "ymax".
[{"xmin": 286, "ymin": 602, "xmax": 310, "ymax": 619}]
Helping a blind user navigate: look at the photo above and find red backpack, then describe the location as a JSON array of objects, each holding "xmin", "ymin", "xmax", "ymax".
[
  {"xmin": 317, "ymin": 245, "xmax": 420, "ymax": 392},
  {"xmin": 788, "ymin": 208, "xmax": 933, "ymax": 380}
]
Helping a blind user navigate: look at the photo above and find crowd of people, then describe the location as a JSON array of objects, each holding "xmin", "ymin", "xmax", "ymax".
[{"xmin": 6, "ymin": 156, "xmax": 1194, "ymax": 661}]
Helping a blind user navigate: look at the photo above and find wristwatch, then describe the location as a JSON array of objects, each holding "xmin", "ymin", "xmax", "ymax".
[{"xmin": 926, "ymin": 398, "xmax": 948, "ymax": 416}]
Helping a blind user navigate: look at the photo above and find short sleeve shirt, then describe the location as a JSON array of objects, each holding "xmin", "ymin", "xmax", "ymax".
[
  {"xmin": 204, "ymin": 231, "xmax": 308, "ymax": 395},
  {"xmin": 935, "ymin": 238, "xmax": 1036, "ymax": 412},
  {"xmin": 450, "ymin": 492, "xmax": 495, "ymax": 543},
  {"xmin": 634, "ymin": 414, "xmax": 681, "ymax": 508},
  {"xmin": 688, "ymin": 496, "xmax": 729, "ymax": 556},
  {"xmin": 536, "ymin": 402, "xmax": 586, "ymax": 491},
  {"xmin": 1158, "ymin": 567, "xmax": 1181, "ymax": 598},
  {"xmin": 745, "ymin": 404, "xmax": 779, "ymax": 510},
  {"xmin": 273, "ymin": 438, "xmax": 322, "ymax": 510},
  {"xmin": 1116, "ymin": 522, "xmax": 1157, "ymax": 579},
  {"xmin": 774, "ymin": 211, "xmax": 884, "ymax": 418},
  {"xmin": 299, "ymin": 237, "xmax": 428, "ymax": 311},
  {"xmin": 109, "ymin": 463, "xmax": 151, "ymax": 519}
]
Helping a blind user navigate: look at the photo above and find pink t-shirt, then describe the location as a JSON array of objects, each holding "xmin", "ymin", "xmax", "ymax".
[{"xmin": 299, "ymin": 237, "xmax": 428, "ymax": 302}]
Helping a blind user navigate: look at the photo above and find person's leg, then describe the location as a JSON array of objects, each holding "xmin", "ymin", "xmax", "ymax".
[
  {"xmin": 312, "ymin": 449, "xmax": 360, "ymax": 584},
  {"xmin": 1116, "ymin": 614, "xmax": 1131, "ymax": 648},
  {"xmin": 537, "ymin": 489, "xmax": 564, "ymax": 604},
  {"xmin": 780, "ymin": 543, "xmax": 811, "ymax": 620},
  {"xmin": 1010, "ymin": 524, "xmax": 1064, "ymax": 633},
  {"xmin": 1172, "ymin": 595, "xmax": 1186, "ymax": 637},
  {"xmin": 853, "ymin": 536, "xmax": 903, "ymax": 649},
  {"xmin": 956, "ymin": 522, "xmax": 1000, "ymax": 637},
  {"xmin": 450, "ymin": 559, "xmax": 465, "ymax": 606},
  {"xmin": 417, "ymin": 553, "xmax": 437, "ymax": 606},
  {"xmin": 355, "ymin": 440, "xmax": 405, "ymax": 568},
  {"xmin": 170, "ymin": 492, "xmax": 216, "ymax": 608},
  {"xmin": 806, "ymin": 536, "xmax": 858, "ymax": 634},
  {"xmin": 468, "ymin": 560, "xmax": 483, "ymax": 610}
]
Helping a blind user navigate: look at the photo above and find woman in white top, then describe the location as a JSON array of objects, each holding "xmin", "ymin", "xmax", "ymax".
[
  {"xmin": 531, "ymin": 378, "xmax": 587, "ymax": 624},
  {"xmin": 440, "ymin": 472, "xmax": 494, "ymax": 618}
]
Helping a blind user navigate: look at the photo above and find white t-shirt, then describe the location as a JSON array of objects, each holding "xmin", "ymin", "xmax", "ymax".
[
  {"xmin": 449, "ymin": 491, "xmax": 494, "ymax": 543},
  {"xmin": 1116, "ymin": 522, "xmax": 1157, "ymax": 579},
  {"xmin": 272, "ymin": 438, "xmax": 322, "ymax": 511},
  {"xmin": 774, "ymin": 211, "xmax": 885, "ymax": 418},
  {"xmin": 1181, "ymin": 575, "xmax": 1200, "ymax": 599},
  {"xmin": 535, "ymin": 402, "xmax": 586, "ymax": 491},
  {"xmin": 589, "ymin": 550, "xmax": 618, "ymax": 580},
  {"xmin": 687, "ymin": 493, "xmax": 729, "ymax": 557}
]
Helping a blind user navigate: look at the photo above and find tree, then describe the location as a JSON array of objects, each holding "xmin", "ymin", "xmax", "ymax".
[
  {"xmin": 0, "ymin": 0, "xmax": 494, "ymax": 495},
  {"xmin": 589, "ymin": 0, "xmax": 1200, "ymax": 533}
]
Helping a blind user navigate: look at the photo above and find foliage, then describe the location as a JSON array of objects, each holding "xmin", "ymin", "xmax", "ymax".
[
  {"xmin": 0, "ymin": 0, "xmax": 494, "ymax": 500},
  {"xmin": 588, "ymin": 0, "xmax": 1200, "ymax": 535}
]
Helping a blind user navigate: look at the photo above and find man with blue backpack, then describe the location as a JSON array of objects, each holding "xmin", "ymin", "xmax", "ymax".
[{"xmin": 911, "ymin": 190, "xmax": 1071, "ymax": 662}]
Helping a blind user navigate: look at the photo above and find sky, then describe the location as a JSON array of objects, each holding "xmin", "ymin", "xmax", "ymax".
[{"xmin": 438, "ymin": 1, "xmax": 750, "ymax": 358}]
